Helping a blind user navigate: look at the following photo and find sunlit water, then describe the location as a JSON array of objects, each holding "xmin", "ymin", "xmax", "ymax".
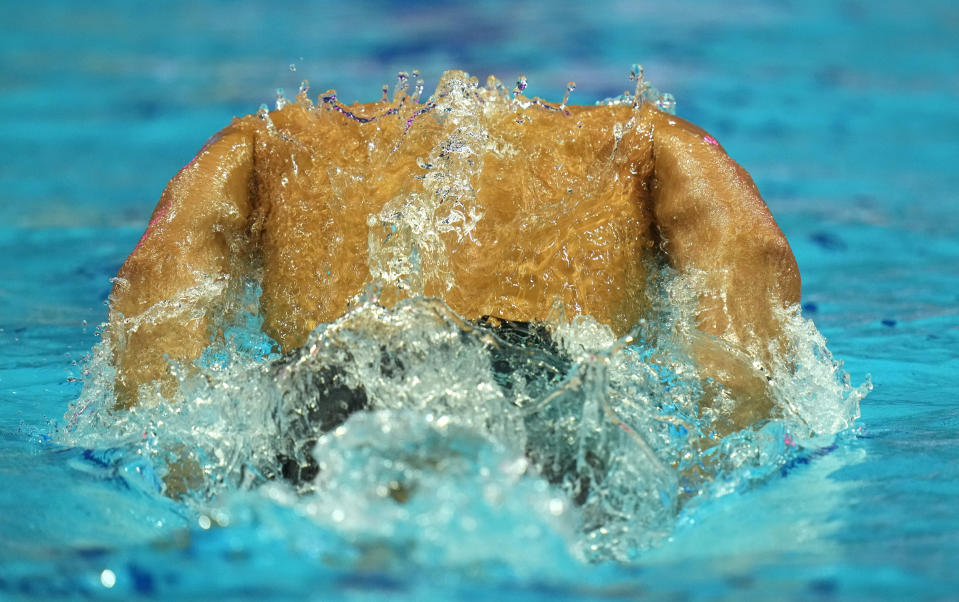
[{"xmin": 2, "ymin": 1, "xmax": 958, "ymax": 600}]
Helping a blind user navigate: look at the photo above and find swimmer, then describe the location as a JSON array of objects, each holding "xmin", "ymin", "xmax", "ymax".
[{"xmin": 106, "ymin": 70, "xmax": 799, "ymax": 432}]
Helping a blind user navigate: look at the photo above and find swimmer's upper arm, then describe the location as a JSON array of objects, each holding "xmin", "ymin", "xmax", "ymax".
[
  {"xmin": 648, "ymin": 108, "xmax": 800, "ymax": 351},
  {"xmin": 647, "ymin": 108, "xmax": 800, "ymax": 426},
  {"xmin": 107, "ymin": 122, "xmax": 256, "ymax": 408}
]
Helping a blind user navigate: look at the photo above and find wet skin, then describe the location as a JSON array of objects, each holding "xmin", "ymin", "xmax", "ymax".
[{"xmin": 107, "ymin": 76, "xmax": 800, "ymax": 423}]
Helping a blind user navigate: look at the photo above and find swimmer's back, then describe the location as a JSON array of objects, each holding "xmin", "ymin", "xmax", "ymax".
[
  {"xmin": 109, "ymin": 81, "xmax": 798, "ymax": 407},
  {"xmin": 245, "ymin": 101, "xmax": 659, "ymax": 347}
]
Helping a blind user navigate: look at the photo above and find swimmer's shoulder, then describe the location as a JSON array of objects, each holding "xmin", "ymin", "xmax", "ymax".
[
  {"xmin": 639, "ymin": 104, "xmax": 764, "ymax": 200},
  {"xmin": 635, "ymin": 104, "xmax": 732, "ymax": 155},
  {"xmin": 561, "ymin": 102, "xmax": 708, "ymax": 138},
  {"xmin": 558, "ymin": 103, "xmax": 724, "ymax": 162}
]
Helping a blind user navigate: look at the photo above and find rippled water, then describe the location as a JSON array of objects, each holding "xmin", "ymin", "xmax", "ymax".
[{"xmin": 2, "ymin": 1, "xmax": 958, "ymax": 600}]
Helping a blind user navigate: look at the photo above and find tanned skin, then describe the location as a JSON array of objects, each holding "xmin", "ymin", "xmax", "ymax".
[{"xmin": 107, "ymin": 76, "xmax": 800, "ymax": 425}]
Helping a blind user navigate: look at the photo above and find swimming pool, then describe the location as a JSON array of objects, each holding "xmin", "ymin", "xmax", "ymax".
[{"xmin": 2, "ymin": 1, "xmax": 958, "ymax": 599}]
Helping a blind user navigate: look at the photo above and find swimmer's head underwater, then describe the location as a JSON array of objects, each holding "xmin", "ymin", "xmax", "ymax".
[{"xmin": 103, "ymin": 69, "xmax": 800, "ymax": 493}]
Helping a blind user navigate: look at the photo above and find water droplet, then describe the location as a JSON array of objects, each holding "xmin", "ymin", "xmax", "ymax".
[
  {"xmin": 257, "ymin": 103, "xmax": 269, "ymax": 118},
  {"xmin": 100, "ymin": 569, "xmax": 116, "ymax": 589},
  {"xmin": 628, "ymin": 63, "xmax": 648, "ymax": 106},
  {"xmin": 411, "ymin": 69, "xmax": 424, "ymax": 103},
  {"xmin": 295, "ymin": 80, "xmax": 313, "ymax": 107},
  {"xmin": 513, "ymin": 75, "xmax": 528, "ymax": 98},
  {"xmin": 561, "ymin": 81, "xmax": 576, "ymax": 109},
  {"xmin": 393, "ymin": 71, "xmax": 410, "ymax": 101},
  {"xmin": 289, "ymin": 63, "xmax": 296, "ymax": 72},
  {"xmin": 275, "ymin": 87, "xmax": 287, "ymax": 111},
  {"xmin": 657, "ymin": 92, "xmax": 677, "ymax": 114}
]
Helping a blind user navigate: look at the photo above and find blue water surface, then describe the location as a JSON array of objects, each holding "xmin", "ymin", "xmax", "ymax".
[{"xmin": 2, "ymin": 1, "xmax": 958, "ymax": 599}]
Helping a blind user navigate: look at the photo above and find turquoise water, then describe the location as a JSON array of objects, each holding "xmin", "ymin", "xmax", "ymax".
[{"xmin": 2, "ymin": 1, "xmax": 958, "ymax": 599}]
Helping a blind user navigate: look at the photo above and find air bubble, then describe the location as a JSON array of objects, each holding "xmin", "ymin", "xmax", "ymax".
[
  {"xmin": 289, "ymin": 63, "xmax": 296, "ymax": 72},
  {"xmin": 275, "ymin": 87, "xmax": 287, "ymax": 111}
]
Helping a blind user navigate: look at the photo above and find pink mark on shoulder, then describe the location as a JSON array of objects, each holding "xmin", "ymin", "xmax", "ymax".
[
  {"xmin": 132, "ymin": 204, "xmax": 171, "ymax": 252},
  {"xmin": 703, "ymin": 135, "xmax": 719, "ymax": 147}
]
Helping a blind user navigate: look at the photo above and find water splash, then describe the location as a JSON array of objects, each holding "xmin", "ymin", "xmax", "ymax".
[
  {"xmin": 596, "ymin": 63, "xmax": 677, "ymax": 114},
  {"xmin": 61, "ymin": 69, "xmax": 866, "ymax": 568},
  {"xmin": 367, "ymin": 71, "xmax": 489, "ymax": 300},
  {"xmin": 63, "ymin": 275, "xmax": 866, "ymax": 564}
]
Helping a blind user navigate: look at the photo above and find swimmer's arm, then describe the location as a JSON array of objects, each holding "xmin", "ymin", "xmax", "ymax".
[
  {"xmin": 648, "ymin": 109, "xmax": 800, "ymax": 425},
  {"xmin": 107, "ymin": 124, "xmax": 256, "ymax": 408}
]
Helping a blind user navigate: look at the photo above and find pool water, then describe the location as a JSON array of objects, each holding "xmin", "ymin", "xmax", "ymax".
[{"xmin": 2, "ymin": 1, "xmax": 958, "ymax": 600}]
